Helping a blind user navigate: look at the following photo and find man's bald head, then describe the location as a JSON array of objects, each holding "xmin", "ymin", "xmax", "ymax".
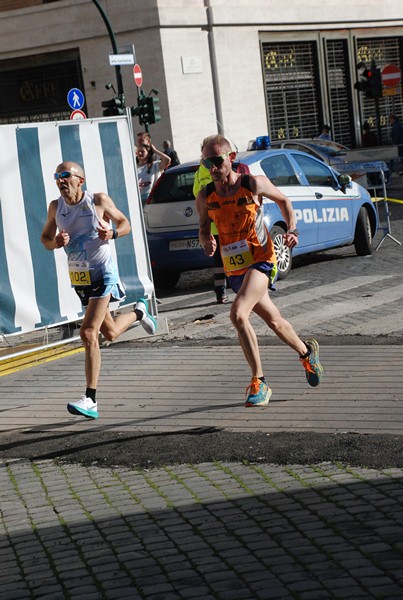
[
  {"xmin": 56, "ymin": 162, "xmax": 85, "ymax": 179},
  {"xmin": 201, "ymin": 134, "xmax": 232, "ymax": 154}
]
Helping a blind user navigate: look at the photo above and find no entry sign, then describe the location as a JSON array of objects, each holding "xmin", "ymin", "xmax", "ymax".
[
  {"xmin": 382, "ymin": 64, "xmax": 401, "ymax": 88},
  {"xmin": 70, "ymin": 109, "xmax": 87, "ymax": 120},
  {"xmin": 133, "ymin": 64, "xmax": 143, "ymax": 88}
]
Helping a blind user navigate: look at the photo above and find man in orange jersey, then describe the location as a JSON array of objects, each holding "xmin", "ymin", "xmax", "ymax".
[{"xmin": 196, "ymin": 134, "xmax": 323, "ymax": 407}]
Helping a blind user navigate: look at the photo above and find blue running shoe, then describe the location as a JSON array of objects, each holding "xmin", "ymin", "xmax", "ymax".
[
  {"xmin": 300, "ymin": 339, "xmax": 324, "ymax": 387},
  {"xmin": 135, "ymin": 297, "xmax": 157, "ymax": 335},
  {"xmin": 245, "ymin": 377, "xmax": 272, "ymax": 407},
  {"xmin": 67, "ymin": 396, "xmax": 99, "ymax": 419}
]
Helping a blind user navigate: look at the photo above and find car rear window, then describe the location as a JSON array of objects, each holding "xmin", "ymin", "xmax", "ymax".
[
  {"xmin": 148, "ymin": 162, "xmax": 249, "ymax": 204},
  {"xmin": 148, "ymin": 168, "xmax": 197, "ymax": 204}
]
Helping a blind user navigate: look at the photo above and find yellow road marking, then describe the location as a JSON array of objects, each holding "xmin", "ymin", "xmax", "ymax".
[
  {"xmin": 373, "ymin": 197, "xmax": 403, "ymax": 204},
  {"xmin": 0, "ymin": 345, "xmax": 84, "ymax": 377}
]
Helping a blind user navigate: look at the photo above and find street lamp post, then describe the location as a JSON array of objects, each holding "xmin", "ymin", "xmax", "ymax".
[{"xmin": 91, "ymin": 0, "xmax": 124, "ymax": 98}]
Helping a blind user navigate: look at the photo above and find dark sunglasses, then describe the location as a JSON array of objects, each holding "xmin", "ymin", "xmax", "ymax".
[
  {"xmin": 54, "ymin": 171, "xmax": 82, "ymax": 180},
  {"xmin": 201, "ymin": 152, "xmax": 231, "ymax": 169}
]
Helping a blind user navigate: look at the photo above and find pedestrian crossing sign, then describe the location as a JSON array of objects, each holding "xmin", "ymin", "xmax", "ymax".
[{"xmin": 67, "ymin": 88, "xmax": 85, "ymax": 111}]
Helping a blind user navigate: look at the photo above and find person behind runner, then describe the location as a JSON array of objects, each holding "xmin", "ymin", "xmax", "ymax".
[
  {"xmin": 362, "ymin": 121, "xmax": 378, "ymax": 148},
  {"xmin": 137, "ymin": 131, "xmax": 151, "ymax": 147},
  {"xmin": 195, "ymin": 134, "xmax": 323, "ymax": 406},
  {"xmin": 193, "ymin": 162, "xmax": 228, "ymax": 303},
  {"xmin": 41, "ymin": 161, "xmax": 156, "ymax": 419},
  {"xmin": 136, "ymin": 141, "xmax": 171, "ymax": 205},
  {"xmin": 389, "ymin": 114, "xmax": 403, "ymax": 174},
  {"xmin": 318, "ymin": 125, "xmax": 331, "ymax": 140},
  {"xmin": 163, "ymin": 139, "xmax": 180, "ymax": 168}
]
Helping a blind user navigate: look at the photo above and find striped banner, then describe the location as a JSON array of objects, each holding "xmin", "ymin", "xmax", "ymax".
[{"xmin": 0, "ymin": 117, "xmax": 154, "ymax": 336}]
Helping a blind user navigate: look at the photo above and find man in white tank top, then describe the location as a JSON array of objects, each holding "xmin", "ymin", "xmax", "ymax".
[{"xmin": 41, "ymin": 161, "xmax": 156, "ymax": 419}]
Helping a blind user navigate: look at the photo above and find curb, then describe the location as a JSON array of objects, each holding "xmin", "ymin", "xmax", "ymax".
[{"xmin": 0, "ymin": 343, "xmax": 84, "ymax": 377}]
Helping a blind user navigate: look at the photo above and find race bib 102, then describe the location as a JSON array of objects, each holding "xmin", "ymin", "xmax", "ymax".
[{"xmin": 68, "ymin": 260, "xmax": 91, "ymax": 286}]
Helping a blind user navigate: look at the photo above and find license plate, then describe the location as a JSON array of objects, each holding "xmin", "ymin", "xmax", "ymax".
[{"xmin": 169, "ymin": 238, "xmax": 202, "ymax": 251}]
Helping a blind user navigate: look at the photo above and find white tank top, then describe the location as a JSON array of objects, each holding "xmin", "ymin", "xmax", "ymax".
[{"xmin": 55, "ymin": 190, "xmax": 119, "ymax": 285}]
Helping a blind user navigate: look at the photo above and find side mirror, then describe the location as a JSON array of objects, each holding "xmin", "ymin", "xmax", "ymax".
[{"xmin": 338, "ymin": 173, "xmax": 351, "ymax": 194}]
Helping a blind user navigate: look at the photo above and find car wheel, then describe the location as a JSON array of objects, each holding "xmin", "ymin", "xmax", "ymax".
[
  {"xmin": 270, "ymin": 225, "xmax": 292, "ymax": 279},
  {"xmin": 153, "ymin": 271, "xmax": 181, "ymax": 289},
  {"xmin": 354, "ymin": 207, "xmax": 374, "ymax": 256}
]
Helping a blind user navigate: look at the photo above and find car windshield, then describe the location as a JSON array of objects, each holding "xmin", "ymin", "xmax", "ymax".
[{"xmin": 148, "ymin": 167, "xmax": 197, "ymax": 204}]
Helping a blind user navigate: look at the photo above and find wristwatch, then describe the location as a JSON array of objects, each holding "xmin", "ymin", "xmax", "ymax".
[{"xmin": 287, "ymin": 228, "xmax": 299, "ymax": 236}]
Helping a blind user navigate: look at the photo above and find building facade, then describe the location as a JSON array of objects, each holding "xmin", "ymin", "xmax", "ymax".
[{"xmin": 0, "ymin": 0, "xmax": 402, "ymax": 160}]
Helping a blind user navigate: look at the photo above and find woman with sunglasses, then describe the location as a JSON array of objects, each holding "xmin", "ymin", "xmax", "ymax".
[
  {"xmin": 196, "ymin": 135, "xmax": 323, "ymax": 408},
  {"xmin": 41, "ymin": 161, "xmax": 157, "ymax": 419},
  {"xmin": 136, "ymin": 141, "xmax": 171, "ymax": 205}
]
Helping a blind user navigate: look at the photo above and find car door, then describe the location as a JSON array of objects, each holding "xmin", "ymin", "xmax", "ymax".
[
  {"xmin": 291, "ymin": 153, "xmax": 357, "ymax": 245},
  {"xmin": 258, "ymin": 153, "xmax": 318, "ymax": 249}
]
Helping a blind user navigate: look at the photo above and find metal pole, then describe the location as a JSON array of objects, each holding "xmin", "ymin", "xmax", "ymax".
[
  {"xmin": 375, "ymin": 168, "xmax": 402, "ymax": 251},
  {"xmin": 375, "ymin": 96, "xmax": 382, "ymax": 145},
  {"xmin": 91, "ymin": 0, "xmax": 124, "ymax": 97},
  {"xmin": 204, "ymin": 0, "xmax": 224, "ymax": 135}
]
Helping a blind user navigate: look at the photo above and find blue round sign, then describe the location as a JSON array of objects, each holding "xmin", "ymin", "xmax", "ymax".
[{"xmin": 67, "ymin": 88, "xmax": 85, "ymax": 111}]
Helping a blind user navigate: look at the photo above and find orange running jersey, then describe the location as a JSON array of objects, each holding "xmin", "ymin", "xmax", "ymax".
[{"xmin": 206, "ymin": 175, "xmax": 276, "ymax": 276}]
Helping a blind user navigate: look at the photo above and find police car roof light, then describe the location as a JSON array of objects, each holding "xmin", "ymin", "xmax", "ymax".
[
  {"xmin": 247, "ymin": 135, "xmax": 271, "ymax": 151},
  {"xmin": 254, "ymin": 135, "xmax": 271, "ymax": 150}
]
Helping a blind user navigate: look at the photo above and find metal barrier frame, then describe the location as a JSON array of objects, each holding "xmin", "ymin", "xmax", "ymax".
[{"xmin": 337, "ymin": 160, "xmax": 401, "ymax": 251}]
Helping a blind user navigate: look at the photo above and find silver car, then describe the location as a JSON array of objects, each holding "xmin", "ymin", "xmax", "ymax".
[{"xmin": 269, "ymin": 138, "xmax": 389, "ymax": 190}]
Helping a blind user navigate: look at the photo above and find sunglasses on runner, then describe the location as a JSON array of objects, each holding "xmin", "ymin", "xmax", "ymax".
[
  {"xmin": 54, "ymin": 171, "xmax": 82, "ymax": 180},
  {"xmin": 201, "ymin": 152, "xmax": 232, "ymax": 169}
]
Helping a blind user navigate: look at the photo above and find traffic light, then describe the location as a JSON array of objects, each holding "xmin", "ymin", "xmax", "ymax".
[
  {"xmin": 149, "ymin": 95, "xmax": 161, "ymax": 124},
  {"xmin": 102, "ymin": 94, "xmax": 125, "ymax": 116},
  {"xmin": 131, "ymin": 92, "xmax": 161, "ymax": 126},
  {"xmin": 354, "ymin": 63, "xmax": 383, "ymax": 100},
  {"xmin": 368, "ymin": 67, "xmax": 382, "ymax": 99},
  {"xmin": 131, "ymin": 93, "xmax": 151, "ymax": 125}
]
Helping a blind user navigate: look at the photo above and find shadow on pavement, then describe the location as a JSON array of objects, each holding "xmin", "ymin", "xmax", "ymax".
[{"xmin": 2, "ymin": 460, "xmax": 403, "ymax": 599}]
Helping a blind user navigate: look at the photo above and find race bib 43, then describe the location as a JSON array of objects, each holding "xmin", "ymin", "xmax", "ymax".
[{"xmin": 221, "ymin": 239, "xmax": 253, "ymax": 272}]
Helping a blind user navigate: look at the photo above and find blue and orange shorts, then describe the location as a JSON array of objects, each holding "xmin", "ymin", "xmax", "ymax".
[{"xmin": 228, "ymin": 261, "xmax": 278, "ymax": 294}]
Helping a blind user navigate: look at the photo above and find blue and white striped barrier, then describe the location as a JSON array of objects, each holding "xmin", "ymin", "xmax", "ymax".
[{"xmin": 0, "ymin": 117, "xmax": 154, "ymax": 336}]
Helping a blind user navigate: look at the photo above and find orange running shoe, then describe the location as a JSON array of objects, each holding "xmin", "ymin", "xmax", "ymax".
[
  {"xmin": 300, "ymin": 339, "xmax": 324, "ymax": 387},
  {"xmin": 245, "ymin": 377, "xmax": 272, "ymax": 407}
]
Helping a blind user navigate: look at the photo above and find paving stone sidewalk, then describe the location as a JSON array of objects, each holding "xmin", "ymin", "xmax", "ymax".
[{"xmin": 1, "ymin": 458, "xmax": 403, "ymax": 599}]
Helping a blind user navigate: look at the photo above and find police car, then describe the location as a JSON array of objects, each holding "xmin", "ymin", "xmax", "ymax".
[{"xmin": 143, "ymin": 147, "xmax": 378, "ymax": 288}]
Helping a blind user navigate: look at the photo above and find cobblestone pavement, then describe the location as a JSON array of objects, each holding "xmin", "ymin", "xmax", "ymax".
[{"xmin": 2, "ymin": 459, "xmax": 403, "ymax": 600}]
